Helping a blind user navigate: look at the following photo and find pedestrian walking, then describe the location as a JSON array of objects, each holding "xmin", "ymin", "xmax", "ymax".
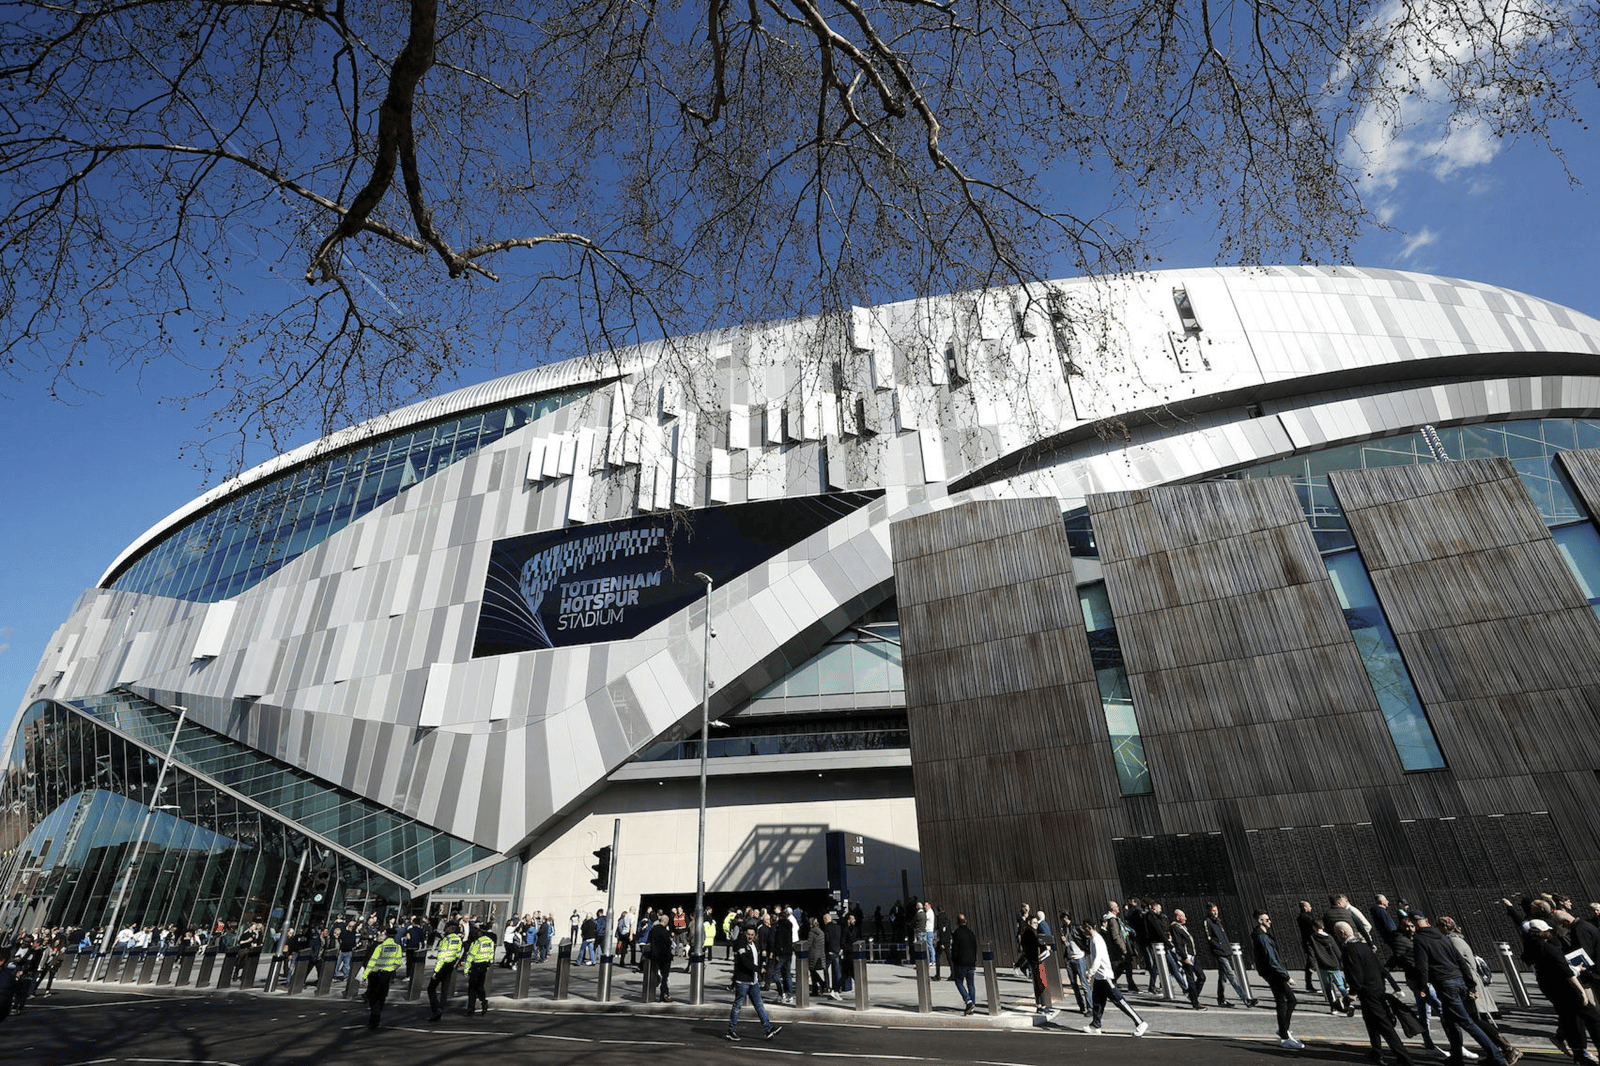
[
  {"xmin": 1077, "ymin": 915, "xmax": 1148, "ymax": 1037},
  {"xmin": 1251, "ymin": 910, "xmax": 1302, "ymax": 1050},
  {"xmin": 359, "ymin": 928, "xmax": 405, "ymax": 1030},
  {"xmin": 464, "ymin": 927, "xmax": 495, "ymax": 1014},
  {"xmin": 427, "ymin": 921, "xmax": 464, "ymax": 1021},
  {"xmin": 726, "ymin": 926, "xmax": 784, "ymax": 1041}
]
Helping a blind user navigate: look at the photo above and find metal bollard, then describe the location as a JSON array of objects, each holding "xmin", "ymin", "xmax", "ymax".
[
  {"xmin": 852, "ymin": 941, "xmax": 870, "ymax": 1011},
  {"xmin": 196, "ymin": 948, "xmax": 219, "ymax": 989},
  {"xmin": 981, "ymin": 943, "xmax": 1000, "ymax": 1016},
  {"xmin": 287, "ymin": 955, "xmax": 310, "ymax": 995},
  {"xmin": 515, "ymin": 950, "xmax": 532, "ymax": 999},
  {"xmin": 1153, "ymin": 943, "xmax": 1174, "ymax": 1001},
  {"xmin": 795, "ymin": 948, "xmax": 811, "ymax": 1009},
  {"xmin": 405, "ymin": 954, "xmax": 425, "ymax": 1000},
  {"xmin": 1230, "ymin": 945, "xmax": 1256, "ymax": 1004},
  {"xmin": 242, "ymin": 951, "xmax": 262, "ymax": 990},
  {"xmin": 120, "ymin": 949, "xmax": 142, "ymax": 984},
  {"xmin": 913, "ymin": 943, "xmax": 932, "ymax": 1013},
  {"xmin": 175, "ymin": 949, "xmax": 196, "ymax": 988},
  {"xmin": 1496, "ymin": 942, "xmax": 1532, "ymax": 1008},
  {"xmin": 1040, "ymin": 937, "xmax": 1061, "ymax": 1011},
  {"xmin": 688, "ymin": 950, "xmax": 706, "ymax": 1005},
  {"xmin": 554, "ymin": 939, "xmax": 572, "ymax": 1000},
  {"xmin": 344, "ymin": 947, "xmax": 371, "ymax": 1000},
  {"xmin": 642, "ymin": 957, "xmax": 657, "ymax": 1003},
  {"xmin": 316, "ymin": 951, "xmax": 338, "ymax": 996},
  {"xmin": 597, "ymin": 953, "xmax": 614, "ymax": 1002}
]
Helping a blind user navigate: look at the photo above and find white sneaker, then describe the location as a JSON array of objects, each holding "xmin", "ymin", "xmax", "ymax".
[
  {"xmin": 1280, "ymin": 1037, "xmax": 1305, "ymax": 1050},
  {"xmin": 1461, "ymin": 1051, "xmax": 1480, "ymax": 1062},
  {"xmin": 1081, "ymin": 1024, "xmax": 1103, "ymax": 1035},
  {"xmin": 1133, "ymin": 1021, "xmax": 1149, "ymax": 1037}
]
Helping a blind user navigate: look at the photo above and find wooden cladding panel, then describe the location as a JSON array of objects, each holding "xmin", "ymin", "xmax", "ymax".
[
  {"xmin": 1557, "ymin": 448, "xmax": 1600, "ymax": 517},
  {"xmin": 1330, "ymin": 460, "xmax": 1550, "ymax": 570},
  {"xmin": 1091, "ymin": 478, "xmax": 1395, "ymax": 812},
  {"xmin": 895, "ymin": 497, "xmax": 1124, "ymax": 945},
  {"xmin": 1333, "ymin": 458, "xmax": 1600, "ymax": 900}
]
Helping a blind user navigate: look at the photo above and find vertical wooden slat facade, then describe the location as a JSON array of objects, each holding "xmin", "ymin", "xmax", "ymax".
[
  {"xmin": 889, "ymin": 498, "xmax": 1123, "ymax": 946},
  {"xmin": 897, "ymin": 458, "xmax": 1600, "ymax": 963}
]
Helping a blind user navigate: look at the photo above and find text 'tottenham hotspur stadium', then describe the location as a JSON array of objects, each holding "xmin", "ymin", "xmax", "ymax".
[{"xmin": 7, "ymin": 265, "xmax": 1600, "ymax": 950}]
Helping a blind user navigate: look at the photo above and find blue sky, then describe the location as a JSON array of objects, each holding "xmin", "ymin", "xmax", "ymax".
[{"xmin": 2, "ymin": 108, "xmax": 1598, "ymax": 720}]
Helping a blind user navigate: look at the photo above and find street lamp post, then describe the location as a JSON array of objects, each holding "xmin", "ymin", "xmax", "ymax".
[
  {"xmin": 691, "ymin": 571, "xmax": 714, "ymax": 1004},
  {"xmin": 96, "ymin": 704, "xmax": 187, "ymax": 979}
]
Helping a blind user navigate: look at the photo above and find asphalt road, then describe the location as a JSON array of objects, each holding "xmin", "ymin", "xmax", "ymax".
[{"xmin": 3, "ymin": 988, "xmax": 1415, "ymax": 1066}]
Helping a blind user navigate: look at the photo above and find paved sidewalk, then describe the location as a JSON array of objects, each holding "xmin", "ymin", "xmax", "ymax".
[{"xmin": 52, "ymin": 953, "xmax": 1571, "ymax": 1056}]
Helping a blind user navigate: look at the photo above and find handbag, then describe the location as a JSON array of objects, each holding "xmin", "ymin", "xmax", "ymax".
[{"xmin": 1383, "ymin": 992, "xmax": 1422, "ymax": 1037}]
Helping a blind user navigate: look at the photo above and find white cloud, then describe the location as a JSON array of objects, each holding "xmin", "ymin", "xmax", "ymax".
[
  {"xmin": 1334, "ymin": 0, "xmax": 1563, "ymax": 201},
  {"xmin": 1400, "ymin": 227, "xmax": 1439, "ymax": 259}
]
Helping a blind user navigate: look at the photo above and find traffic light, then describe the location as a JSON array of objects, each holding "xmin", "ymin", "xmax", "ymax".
[{"xmin": 590, "ymin": 846, "xmax": 612, "ymax": 891}]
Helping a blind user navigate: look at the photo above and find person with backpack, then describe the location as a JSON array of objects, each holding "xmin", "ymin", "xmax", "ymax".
[{"xmin": 1101, "ymin": 900, "xmax": 1138, "ymax": 993}]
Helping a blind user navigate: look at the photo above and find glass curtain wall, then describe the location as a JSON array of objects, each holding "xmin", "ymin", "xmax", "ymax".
[
  {"xmin": 0, "ymin": 701, "xmax": 408, "ymax": 939},
  {"xmin": 106, "ymin": 385, "xmax": 595, "ymax": 604}
]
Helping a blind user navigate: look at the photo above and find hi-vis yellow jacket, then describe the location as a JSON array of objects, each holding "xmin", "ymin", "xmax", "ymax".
[
  {"xmin": 360, "ymin": 936, "xmax": 405, "ymax": 980},
  {"xmin": 466, "ymin": 934, "xmax": 495, "ymax": 965},
  {"xmin": 434, "ymin": 931, "xmax": 464, "ymax": 971}
]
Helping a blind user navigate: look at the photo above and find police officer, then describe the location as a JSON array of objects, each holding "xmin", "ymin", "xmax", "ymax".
[
  {"xmin": 427, "ymin": 921, "xmax": 464, "ymax": 1021},
  {"xmin": 464, "ymin": 926, "xmax": 496, "ymax": 1015},
  {"xmin": 359, "ymin": 927, "xmax": 406, "ymax": 1030}
]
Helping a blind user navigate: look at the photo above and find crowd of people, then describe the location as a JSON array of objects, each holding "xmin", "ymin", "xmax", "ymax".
[{"xmin": 3, "ymin": 889, "xmax": 1597, "ymax": 1062}]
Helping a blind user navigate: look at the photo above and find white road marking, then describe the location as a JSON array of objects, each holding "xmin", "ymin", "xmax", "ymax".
[{"xmin": 597, "ymin": 1039, "xmax": 688, "ymax": 1045}]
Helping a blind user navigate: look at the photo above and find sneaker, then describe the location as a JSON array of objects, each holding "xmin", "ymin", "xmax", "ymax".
[
  {"xmin": 1280, "ymin": 1037, "xmax": 1305, "ymax": 1050},
  {"xmin": 1460, "ymin": 1051, "xmax": 1479, "ymax": 1063},
  {"xmin": 1192, "ymin": 1002, "xmax": 1208, "ymax": 1011},
  {"xmin": 1081, "ymin": 1024, "xmax": 1103, "ymax": 1035},
  {"xmin": 963, "ymin": 1002, "xmax": 976, "ymax": 1016},
  {"xmin": 764, "ymin": 1025, "xmax": 783, "ymax": 1040},
  {"xmin": 1133, "ymin": 1021, "xmax": 1149, "ymax": 1037},
  {"xmin": 725, "ymin": 1031, "xmax": 741, "ymax": 1042},
  {"xmin": 1248, "ymin": 998, "xmax": 1261, "ymax": 1007}
]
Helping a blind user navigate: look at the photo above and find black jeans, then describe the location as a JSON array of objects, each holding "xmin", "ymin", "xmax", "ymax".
[
  {"xmin": 1356, "ymin": 992, "xmax": 1412, "ymax": 1062},
  {"xmin": 1263, "ymin": 972, "xmax": 1297, "ymax": 1039}
]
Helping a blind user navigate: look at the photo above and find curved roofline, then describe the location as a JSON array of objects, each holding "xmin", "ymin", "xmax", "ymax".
[
  {"xmin": 98, "ymin": 265, "xmax": 1600, "ymax": 589},
  {"xmin": 98, "ymin": 347, "xmax": 648, "ymax": 587}
]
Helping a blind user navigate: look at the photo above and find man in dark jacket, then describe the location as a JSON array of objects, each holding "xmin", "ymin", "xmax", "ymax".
[
  {"xmin": 647, "ymin": 912, "xmax": 674, "ymax": 1002},
  {"xmin": 822, "ymin": 913, "xmax": 844, "ymax": 999},
  {"xmin": 951, "ymin": 914, "xmax": 979, "ymax": 1015},
  {"xmin": 772, "ymin": 909, "xmax": 796, "ymax": 1004},
  {"xmin": 1410, "ymin": 913, "xmax": 1507, "ymax": 1065},
  {"xmin": 1170, "ymin": 909, "xmax": 1208, "ymax": 1010},
  {"xmin": 1337, "ymin": 921, "xmax": 1414, "ymax": 1066},
  {"xmin": 726, "ymin": 926, "xmax": 782, "ymax": 1041},
  {"xmin": 1252, "ymin": 910, "xmax": 1301, "ymax": 1050},
  {"xmin": 1204, "ymin": 902, "xmax": 1257, "ymax": 1007}
]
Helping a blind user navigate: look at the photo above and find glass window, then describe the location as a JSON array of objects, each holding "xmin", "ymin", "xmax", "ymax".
[
  {"xmin": 105, "ymin": 386, "xmax": 595, "ymax": 603},
  {"xmin": 1553, "ymin": 523, "xmax": 1600, "ymax": 618},
  {"xmin": 1323, "ymin": 550, "xmax": 1446, "ymax": 771},
  {"xmin": 1078, "ymin": 580, "xmax": 1153, "ymax": 796}
]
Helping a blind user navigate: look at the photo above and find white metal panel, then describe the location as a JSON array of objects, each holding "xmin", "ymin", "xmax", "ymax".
[
  {"xmin": 710, "ymin": 449, "xmax": 733, "ymax": 502},
  {"xmin": 419, "ymin": 661, "xmax": 452, "ymax": 728},
  {"xmin": 191, "ymin": 599, "xmax": 237, "ymax": 660},
  {"xmin": 568, "ymin": 428, "xmax": 596, "ymax": 523},
  {"xmin": 728, "ymin": 403, "xmax": 751, "ymax": 450}
]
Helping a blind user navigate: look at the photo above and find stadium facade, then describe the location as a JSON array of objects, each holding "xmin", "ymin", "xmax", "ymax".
[{"xmin": 6, "ymin": 266, "xmax": 1600, "ymax": 954}]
